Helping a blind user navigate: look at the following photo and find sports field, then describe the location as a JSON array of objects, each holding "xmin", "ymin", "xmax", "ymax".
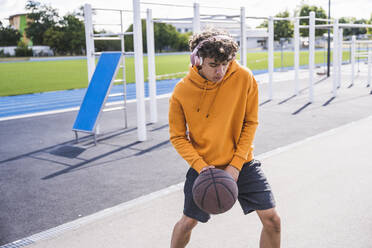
[{"xmin": 0, "ymin": 50, "xmax": 350, "ymax": 96}]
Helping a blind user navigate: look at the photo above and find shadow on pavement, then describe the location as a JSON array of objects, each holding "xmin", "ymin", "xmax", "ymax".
[{"xmin": 292, "ymin": 102, "xmax": 312, "ymax": 115}]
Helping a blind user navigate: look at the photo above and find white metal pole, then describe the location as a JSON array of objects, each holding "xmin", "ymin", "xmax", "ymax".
[
  {"xmin": 133, "ymin": 0, "xmax": 147, "ymax": 141},
  {"xmin": 120, "ymin": 10, "xmax": 128, "ymax": 129},
  {"xmin": 308, "ymin": 11, "xmax": 315, "ymax": 103},
  {"xmin": 351, "ymin": 35, "xmax": 356, "ymax": 86},
  {"xmin": 193, "ymin": 3, "xmax": 201, "ymax": 34},
  {"xmin": 146, "ymin": 9, "xmax": 158, "ymax": 123},
  {"xmin": 338, "ymin": 28, "xmax": 343, "ymax": 88},
  {"xmin": 240, "ymin": 7, "xmax": 247, "ymax": 67},
  {"xmin": 294, "ymin": 17, "xmax": 300, "ymax": 95},
  {"xmin": 368, "ymin": 52, "xmax": 371, "ymax": 87},
  {"xmin": 268, "ymin": 16, "xmax": 274, "ymax": 100},
  {"xmin": 332, "ymin": 19, "xmax": 339, "ymax": 97},
  {"xmin": 83, "ymin": 4, "xmax": 95, "ymax": 82}
]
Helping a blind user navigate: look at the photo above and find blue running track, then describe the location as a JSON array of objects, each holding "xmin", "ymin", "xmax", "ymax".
[{"xmin": 0, "ymin": 79, "xmax": 179, "ymax": 118}]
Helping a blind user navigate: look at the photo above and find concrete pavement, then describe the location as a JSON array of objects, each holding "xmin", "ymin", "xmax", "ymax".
[{"xmin": 22, "ymin": 114, "xmax": 372, "ymax": 248}]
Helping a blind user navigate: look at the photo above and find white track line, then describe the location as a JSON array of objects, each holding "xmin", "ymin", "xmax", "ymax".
[{"xmin": 2, "ymin": 114, "xmax": 372, "ymax": 248}]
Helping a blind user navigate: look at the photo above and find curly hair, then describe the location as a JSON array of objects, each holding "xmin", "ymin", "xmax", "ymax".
[{"xmin": 189, "ymin": 29, "xmax": 239, "ymax": 63}]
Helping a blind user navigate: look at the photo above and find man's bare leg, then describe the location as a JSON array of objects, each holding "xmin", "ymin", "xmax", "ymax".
[
  {"xmin": 256, "ymin": 208, "xmax": 281, "ymax": 248},
  {"xmin": 170, "ymin": 215, "xmax": 198, "ymax": 248}
]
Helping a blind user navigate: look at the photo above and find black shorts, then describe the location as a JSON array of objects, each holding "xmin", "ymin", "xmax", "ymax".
[{"xmin": 183, "ymin": 159, "xmax": 276, "ymax": 223}]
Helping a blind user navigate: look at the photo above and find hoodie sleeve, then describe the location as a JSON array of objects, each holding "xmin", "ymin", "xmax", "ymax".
[
  {"xmin": 229, "ymin": 74, "xmax": 259, "ymax": 171},
  {"xmin": 169, "ymin": 94, "xmax": 208, "ymax": 173}
]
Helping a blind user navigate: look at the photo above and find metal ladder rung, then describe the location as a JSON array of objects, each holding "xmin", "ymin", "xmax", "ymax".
[
  {"xmin": 106, "ymin": 101, "xmax": 125, "ymax": 107},
  {"xmin": 113, "ymin": 79, "xmax": 125, "ymax": 83},
  {"xmin": 93, "ymin": 23, "xmax": 122, "ymax": 26},
  {"xmin": 93, "ymin": 52, "xmax": 134, "ymax": 56},
  {"xmin": 109, "ymin": 92, "xmax": 125, "ymax": 97},
  {"xmin": 93, "ymin": 37, "xmax": 122, "ymax": 41},
  {"xmin": 103, "ymin": 106, "xmax": 125, "ymax": 112},
  {"xmin": 93, "ymin": 32, "xmax": 132, "ymax": 37}
]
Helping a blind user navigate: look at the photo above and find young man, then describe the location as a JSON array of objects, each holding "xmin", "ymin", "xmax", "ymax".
[{"xmin": 168, "ymin": 29, "xmax": 281, "ymax": 248}]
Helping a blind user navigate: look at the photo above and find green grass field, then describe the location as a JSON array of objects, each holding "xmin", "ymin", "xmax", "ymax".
[{"xmin": 0, "ymin": 50, "xmax": 351, "ymax": 96}]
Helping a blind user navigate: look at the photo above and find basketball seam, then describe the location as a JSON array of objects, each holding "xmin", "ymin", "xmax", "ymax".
[
  {"xmin": 215, "ymin": 182, "xmax": 237, "ymax": 203},
  {"xmin": 209, "ymin": 169, "xmax": 222, "ymax": 211},
  {"xmin": 200, "ymin": 182, "xmax": 215, "ymax": 209}
]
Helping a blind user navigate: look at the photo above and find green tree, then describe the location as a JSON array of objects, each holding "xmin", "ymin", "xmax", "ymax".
[
  {"xmin": 354, "ymin": 19, "xmax": 368, "ymax": 36},
  {"xmin": 61, "ymin": 14, "xmax": 85, "ymax": 54},
  {"xmin": 339, "ymin": 17, "xmax": 354, "ymax": 36},
  {"xmin": 124, "ymin": 20, "xmax": 187, "ymax": 52},
  {"xmin": 25, "ymin": 0, "xmax": 59, "ymax": 45},
  {"xmin": 154, "ymin": 22, "xmax": 178, "ymax": 52},
  {"xmin": 43, "ymin": 27, "xmax": 65, "ymax": 54},
  {"xmin": 44, "ymin": 14, "xmax": 85, "ymax": 55},
  {"xmin": 298, "ymin": 4, "xmax": 327, "ymax": 37},
  {"xmin": 123, "ymin": 19, "xmax": 147, "ymax": 52},
  {"xmin": 94, "ymin": 29, "xmax": 122, "ymax": 52},
  {"xmin": 340, "ymin": 17, "xmax": 369, "ymax": 37},
  {"xmin": 274, "ymin": 10, "xmax": 293, "ymax": 41},
  {"xmin": 0, "ymin": 23, "xmax": 22, "ymax": 46},
  {"xmin": 256, "ymin": 10, "xmax": 294, "ymax": 41},
  {"xmin": 175, "ymin": 32, "xmax": 191, "ymax": 51}
]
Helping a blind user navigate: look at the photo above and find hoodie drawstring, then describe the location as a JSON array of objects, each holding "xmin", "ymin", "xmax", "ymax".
[
  {"xmin": 196, "ymin": 81, "xmax": 208, "ymax": 112},
  {"xmin": 196, "ymin": 80, "xmax": 223, "ymax": 118},
  {"xmin": 205, "ymin": 82, "xmax": 222, "ymax": 118}
]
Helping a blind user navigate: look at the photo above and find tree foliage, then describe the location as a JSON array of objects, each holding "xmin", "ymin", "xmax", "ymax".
[
  {"xmin": 124, "ymin": 20, "xmax": 190, "ymax": 53},
  {"xmin": 94, "ymin": 29, "xmax": 121, "ymax": 52},
  {"xmin": 0, "ymin": 23, "xmax": 22, "ymax": 46},
  {"xmin": 298, "ymin": 5, "xmax": 327, "ymax": 37},
  {"xmin": 43, "ymin": 14, "xmax": 85, "ymax": 55},
  {"xmin": 25, "ymin": 0, "xmax": 59, "ymax": 45},
  {"xmin": 23, "ymin": 0, "xmax": 189, "ymax": 55},
  {"xmin": 257, "ymin": 10, "xmax": 294, "ymax": 41},
  {"xmin": 273, "ymin": 10, "xmax": 293, "ymax": 41},
  {"xmin": 339, "ymin": 17, "xmax": 369, "ymax": 37}
]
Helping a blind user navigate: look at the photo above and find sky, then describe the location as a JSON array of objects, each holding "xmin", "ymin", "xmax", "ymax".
[{"xmin": 1, "ymin": 0, "xmax": 371, "ymax": 30}]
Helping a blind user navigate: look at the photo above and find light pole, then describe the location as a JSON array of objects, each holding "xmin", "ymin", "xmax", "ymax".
[{"xmin": 327, "ymin": 0, "xmax": 331, "ymax": 77}]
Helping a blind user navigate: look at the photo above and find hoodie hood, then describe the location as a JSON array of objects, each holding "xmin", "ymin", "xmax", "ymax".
[
  {"xmin": 184, "ymin": 60, "xmax": 240, "ymax": 118},
  {"xmin": 186, "ymin": 59, "xmax": 240, "ymax": 90}
]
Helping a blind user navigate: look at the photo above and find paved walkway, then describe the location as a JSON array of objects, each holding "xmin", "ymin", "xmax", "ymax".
[{"xmin": 21, "ymin": 115, "xmax": 372, "ymax": 248}]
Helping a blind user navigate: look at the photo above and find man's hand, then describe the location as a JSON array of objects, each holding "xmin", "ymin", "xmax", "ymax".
[
  {"xmin": 200, "ymin": 165, "xmax": 215, "ymax": 174},
  {"xmin": 224, "ymin": 165, "xmax": 239, "ymax": 182}
]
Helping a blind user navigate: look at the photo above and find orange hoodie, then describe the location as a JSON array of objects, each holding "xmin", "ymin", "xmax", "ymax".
[{"xmin": 168, "ymin": 60, "xmax": 259, "ymax": 173}]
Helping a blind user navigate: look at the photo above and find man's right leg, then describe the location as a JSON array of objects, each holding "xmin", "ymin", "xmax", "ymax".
[
  {"xmin": 170, "ymin": 215, "xmax": 198, "ymax": 248},
  {"xmin": 172, "ymin": 168, "xmax": 210, "ymax": 247}
]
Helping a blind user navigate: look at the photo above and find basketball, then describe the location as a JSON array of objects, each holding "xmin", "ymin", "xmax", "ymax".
[{"xmin": 192, "ymin": 168, "xmax": 238, "ymax": 214}]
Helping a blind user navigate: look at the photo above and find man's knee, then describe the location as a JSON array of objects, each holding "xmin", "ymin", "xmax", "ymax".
[
  {"xmin": 176, "ymin": 215, "xmax": 198, "ymax": 233},
  {"xmin": 258, "ymin": 209, "xmax": 281, "ymax": 233}
]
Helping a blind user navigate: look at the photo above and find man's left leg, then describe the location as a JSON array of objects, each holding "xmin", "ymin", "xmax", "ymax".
[{"xmin": 256, "ymin": 208, "xmax": 281, "ymax": 248}]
